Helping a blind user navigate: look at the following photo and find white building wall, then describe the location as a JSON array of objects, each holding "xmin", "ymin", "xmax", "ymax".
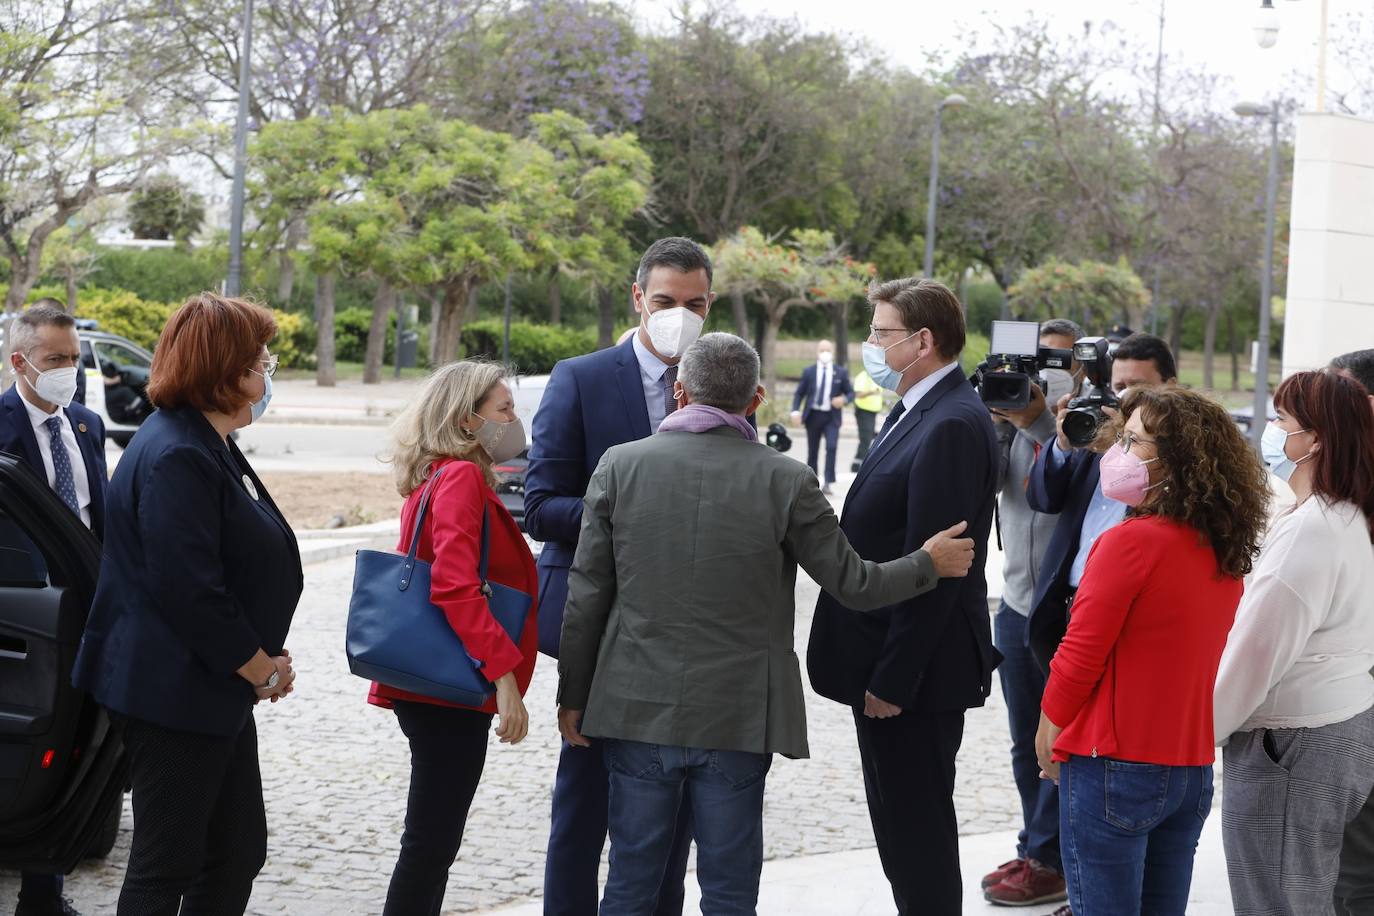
[{"xmin": 1283, "ymin": 112, "xmax": 1374, "ymax": 375}]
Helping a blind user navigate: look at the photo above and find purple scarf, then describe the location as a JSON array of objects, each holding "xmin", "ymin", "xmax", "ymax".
[{"xmin": 657, "ymin": 404, "xmax": 758, "ymax": 441}]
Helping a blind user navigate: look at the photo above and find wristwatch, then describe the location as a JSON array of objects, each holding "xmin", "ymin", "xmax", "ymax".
[{"xmin": 259, "ymin": 670, "xmax": 280, "ymax": 691}]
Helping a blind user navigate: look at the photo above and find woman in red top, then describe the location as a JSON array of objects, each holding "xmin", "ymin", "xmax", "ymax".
[
  {"xmin": 373, "ymin": 360, "xmax": 538, "ymax": 916},
  {"xmin": 1035, "ymin": 386, "xmax": 1269, "ymax": 916}
]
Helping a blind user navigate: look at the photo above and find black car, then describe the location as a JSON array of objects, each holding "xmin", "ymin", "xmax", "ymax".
[{"xmin": 0, "ymin": 453, "xmax": 125, "ymax": 872}]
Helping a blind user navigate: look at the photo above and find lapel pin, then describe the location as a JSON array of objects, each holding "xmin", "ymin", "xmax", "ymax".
[
  {"xmin": 78, "ymin": 422, "xmax": 88, "ymax": 433},
  {"xmin": 242, "ymin": 474, "xmax": 260, "ymax": 501}
]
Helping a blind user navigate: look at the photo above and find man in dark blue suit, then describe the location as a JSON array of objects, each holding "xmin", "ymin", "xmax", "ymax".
[
  {"xmin": 807, "ymin": 278, "xmax": 999, "ymax": 915},
  {"xmin": 0, "ymin": 305, "xmax": 104, "ymax": 916},
  {"xmin": 526, "ymin": 237, "xmax": 714, "ymax": 916},
  {"xmin": 790, "ymin": 339, "xmax": 854, "ymax": 495},
  {"xmin": 1024, "ymin": 332, "xmax": 1176, "ymax": 674}
]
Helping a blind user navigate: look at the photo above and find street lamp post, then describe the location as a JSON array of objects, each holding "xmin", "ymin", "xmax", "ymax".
[
  {"xmin": 225, "ymin": 0, "xmax": 254, "ymax": 297},
  {"xmin": 1234, "ymin": 101, "xmax": 1281, "ymax": 449},
  {"xmin": 923, "ymin": 93, "xmax": 966, "ymax": 279}
]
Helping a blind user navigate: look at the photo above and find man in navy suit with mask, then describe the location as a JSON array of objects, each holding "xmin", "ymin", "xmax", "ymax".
[
  {"xmin": 790, "ymin": 339, "xmax": 854, "ymax": 495},
  {"xmin": 0, "ymin": 304, "xmax": 106, "ymax": 916},
  {"xmin": 525, "ymin": 237, "xmax": 714, "ymax": 916},
  {"xmin": 807, "ymin": 278, "xmax": 999, "ymax": 916}
]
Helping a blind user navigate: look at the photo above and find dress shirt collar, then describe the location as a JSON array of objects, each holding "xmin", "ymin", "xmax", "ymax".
[
  {"xmin": 900, "ymin": 359, "xmax": 962, "ymax": 413},
  {"xmin": 631, "ymin": 330, "xmax": 672, "ymax": 382},
  {"xmin": 18, "ymin": 386, "xmax": 62, "ymax": 430}
]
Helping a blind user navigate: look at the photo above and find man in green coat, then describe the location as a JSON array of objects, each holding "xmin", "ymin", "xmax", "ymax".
[{"xmin": 556, "ymin": 332, "xmax": 974, "ymax": 915}]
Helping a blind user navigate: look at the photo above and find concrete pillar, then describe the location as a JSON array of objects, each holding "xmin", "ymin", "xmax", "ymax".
[{"xmin": 1283, "ymin": 113, "xmax": 1374, "ymax": 376}]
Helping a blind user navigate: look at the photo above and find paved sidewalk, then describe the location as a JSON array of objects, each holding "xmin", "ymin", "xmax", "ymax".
[{"xmin": 489, "ymin": 821, "xmax": 1235, "ymax": 915}]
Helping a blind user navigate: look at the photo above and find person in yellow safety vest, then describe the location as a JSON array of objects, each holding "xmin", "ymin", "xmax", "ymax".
[{"xmin": 851, "ymin": 368, "xmax": 884, "ymax": 471}]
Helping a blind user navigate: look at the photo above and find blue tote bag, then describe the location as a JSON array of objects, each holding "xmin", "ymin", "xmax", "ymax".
[{"xmin": 346, "ymin": 467, "xmax": 532, "ymax": 706}]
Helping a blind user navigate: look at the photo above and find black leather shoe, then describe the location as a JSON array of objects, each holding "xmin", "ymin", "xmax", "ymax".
[{"xmin": 15, "ymin": 896, "xmax": 83, "ymax": 916}]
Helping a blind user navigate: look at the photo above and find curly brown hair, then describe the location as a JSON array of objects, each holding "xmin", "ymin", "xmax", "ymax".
[{"xmin": 1117, "ymin": 386, "xmax": 1271, "ymax": 578}]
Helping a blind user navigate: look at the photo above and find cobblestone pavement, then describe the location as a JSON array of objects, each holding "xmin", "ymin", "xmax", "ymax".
[{"xmin": 2, "ymin": 550, "xmax": 1023, "ymax": 915}]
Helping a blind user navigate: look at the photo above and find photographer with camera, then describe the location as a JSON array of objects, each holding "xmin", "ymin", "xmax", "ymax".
[
  {"xmin": 978, "ymin": 318, "xmax": 1083, "ymax": 907},
  {"xmin": 1023, "ymin": 333, "xmax": 1177, "ymax": 678}
]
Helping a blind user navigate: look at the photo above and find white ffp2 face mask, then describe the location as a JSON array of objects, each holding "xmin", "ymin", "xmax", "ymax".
[
  {"xmin": 24, "ymin": 360, "xmax": 79, "ymax": 409},
  {"xmin": 644, "ymin": 307, "xmax": 705, "ymax": 360},
  {"xmin": 474, "ymin": 415, "xmax": 527, "ymax": 464}
]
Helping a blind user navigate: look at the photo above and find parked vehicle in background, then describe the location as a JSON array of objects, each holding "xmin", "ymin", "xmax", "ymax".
[
  {"xmin": 78, "ymin": 325, "xmax": 155, "ymax": 448},
  {"xmin": 496, "ymin": 374, "xmax": 550, "ymax": 531}
]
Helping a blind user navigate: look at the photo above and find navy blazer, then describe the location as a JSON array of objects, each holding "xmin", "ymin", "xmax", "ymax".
[
  {"xmin": 71, "ymin": 407, "xmax": 303, "ymax": 736},
  {"xmin": 806, "ymin": 367, "xmax": 1000, "ymax": 712},
  {"xmin": 791, "ymin": 363, "xmax": 854, "ymax": 424},
  {"xmin": 525, "ymin": 337, "xmax": 653, "ymax": 657},
  {"xmin": 1023, "ymin": 442, "xmax": 1102, "ymax": 672},
  {"xmin": 0, "ymin": 384, "xmax": 108, "ymax": 536}
]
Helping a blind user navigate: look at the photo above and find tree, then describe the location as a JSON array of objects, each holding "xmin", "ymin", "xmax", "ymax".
[
  {"xmin": 0, "ymin": 2, "xmax": 185, "ymax": 312},
  {"xmin": 713, "ymin": 227, "xmax": 873, "ymax": 394},
  {"xmin": 1008, "ymin": 258, "xmax": 1151, "ymax": 330},
  {"xmin": 128, "ymin": 175, "xmax": 206, "ymax": 243}
]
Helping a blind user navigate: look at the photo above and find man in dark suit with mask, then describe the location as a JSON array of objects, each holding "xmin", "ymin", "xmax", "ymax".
[
  {"xmin": 525, "ymin": 237, "xmax": 714, "ymax": 916},
  {"xmin": 0, "ymin": 304, "xmax": 105, "ymax": 915},
  {"xmin": 790, "ymin": 339, "xmax": 854, "ymax": 495},
  {"xmin": 807, "ymin": 278, "xmax": 999, "ymax": 916}
]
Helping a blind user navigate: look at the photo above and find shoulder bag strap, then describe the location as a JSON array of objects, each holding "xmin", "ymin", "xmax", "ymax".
[
  {"xmin": 478, "ymin": 504, "xmax": 493, "ymax": 597},
  {"xmin": 398, "ymin": 466, "xmax": 445, "ymax": 591}
]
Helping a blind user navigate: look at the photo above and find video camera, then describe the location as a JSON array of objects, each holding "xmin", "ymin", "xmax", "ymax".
[
  {"xmin": 970, "ymin": 320, "xmax": 1074, "ymax": 411},
  {"xmin": 1061, "ymin": 336, "xmax": 1116, "ymax": 448}
]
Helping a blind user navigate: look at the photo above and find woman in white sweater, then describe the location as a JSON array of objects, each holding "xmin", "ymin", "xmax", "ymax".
[{"xmin": 1215, "ymin": 368, "xmax": 1374, "ymax": 916}]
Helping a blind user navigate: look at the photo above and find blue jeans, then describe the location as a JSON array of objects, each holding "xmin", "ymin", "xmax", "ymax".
[
  {"xmin": 994, "ymin": 603, "xmax": 1060, "ymax": 869},
  {"xmin": 1060, "ymin": 755, "xmax": 1213, "ymax": 916},
  {"xmin": 601, "ymin": 739, "xmax": 772, "ymax": 916}
]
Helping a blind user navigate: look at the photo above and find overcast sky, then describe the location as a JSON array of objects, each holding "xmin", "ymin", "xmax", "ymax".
[{"xmin": 630, "ymin": 0, "xmax": 1359, "ymax": 110}]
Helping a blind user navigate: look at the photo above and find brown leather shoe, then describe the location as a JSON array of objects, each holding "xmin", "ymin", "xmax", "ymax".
[
  {"xmin": 984, "ymin": 857, "xmax": 1067, "ymax": 907},
  {"xmin": 981, "ymin": 857, "xmax": 1027, "ymax": 890}
]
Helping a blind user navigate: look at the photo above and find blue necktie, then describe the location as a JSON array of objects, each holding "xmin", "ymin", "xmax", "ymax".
[
  {"xmin": 44, "ymin": 416, "xmax": 80, "ymax": 517},
  {"xmin": 872, "ymin": 401, "xmax": 908, "ymax": 450},
  {"xmin": 815, "ymin": 366, "xmax": 829, "ymax": 408}
]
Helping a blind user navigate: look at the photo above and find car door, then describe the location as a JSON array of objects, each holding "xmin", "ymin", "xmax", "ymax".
[{"xmin": 0, "ymin": 451, "xmax": 123, "ymax": 873}]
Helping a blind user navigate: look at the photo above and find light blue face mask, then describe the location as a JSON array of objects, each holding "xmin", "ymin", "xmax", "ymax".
[
  {"xmin": 1261, "ymin": 421, "xmax": 1310, "ymax": 482},
  {"xmin": 249, "ymin": 370, "xmax": 273, "ymax": 423},
  {"xmin": 861, "ymin": 331, "xmax": 922, "ymax": 392}
]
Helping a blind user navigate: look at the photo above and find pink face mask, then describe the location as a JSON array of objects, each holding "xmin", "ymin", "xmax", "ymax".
[{"xmin": 1099, "ymin": 442, "xmax": 1164, "ymax": 507}]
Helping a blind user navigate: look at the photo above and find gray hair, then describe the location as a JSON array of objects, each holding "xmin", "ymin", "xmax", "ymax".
[
  {"xmin": 1040, "ymin": 318, "xmax": 1085, "ymax": 342},
  {"xmin": 636, "ymin": 236, "xmax": 713, "ymax": 290},
  {"xmin": 9, "ymin": 304, "xmax": 76, "ymax": 355},
  {"xmin": 679, "ymin": 333, "xmax": 759, "ymax": 414}
]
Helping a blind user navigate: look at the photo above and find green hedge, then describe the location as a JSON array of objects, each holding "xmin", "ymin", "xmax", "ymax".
[
  {"xmin": 85, "ymin": 247, "xmax": 222, "ymax": 303},
  {"xmin": 462, "ymin": 319, "xmax": 598, "ymax": 374},
  {"xmin": 74, "ymin": 288, "xmax": 176, "ymax": 351}
]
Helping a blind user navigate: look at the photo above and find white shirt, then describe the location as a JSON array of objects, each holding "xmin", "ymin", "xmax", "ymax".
[
  {"xmin": 892, "ymin": 360, "xmax": 963, "ymax": 429},
  {"xmin": 20, "ymin": 390, "xmax": 93, "ymax": 529},
  {"xmin": 631, "ymin": 332, "xmax": 673, "ymax": 433},
  {"xmin": 812, "ymin": 361, "xmax": 833, "ymax": 412},
  {"xmin": 1213, "ymin": 497, "xmax": 1374, "ymax": 742}
]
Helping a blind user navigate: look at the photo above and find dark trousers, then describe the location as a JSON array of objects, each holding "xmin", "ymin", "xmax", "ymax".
[
  {"xmin": 994, "ymin": 604, "xmax": 1061, "ymax": 869},
  {"xmin": 853, "ymin": 408, "xmax": 877, "ymax": 468},
  {"xmin": 117, "ymin": 713, "xmax": 266, "ymax": 916},
  {"xmin": 544, "ymin": 735, "xmax": 691, "ymax": 916},
  {"xmin": 383, "ymin": 700, "xmax": 493, "ymax": 916},
  {"xmin": 804, "ymin": 411, "xmax": 840, "ymax": 484},
  {"xmin": 17, "ymin": 871, "xmax": 62, "ymax": 903},
  {"xmin": 853, "ymin": 709, "xmax": 965, "ymax": 916}
]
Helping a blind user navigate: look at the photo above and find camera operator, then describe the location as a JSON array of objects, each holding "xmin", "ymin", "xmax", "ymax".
[
  {"xmin": 1023, "ymin": 333, "xmax": 1177, "ymax": 676},
  {"xmin": 980, "ymin": 318, "xmax": 1083, "ymax": 907}
]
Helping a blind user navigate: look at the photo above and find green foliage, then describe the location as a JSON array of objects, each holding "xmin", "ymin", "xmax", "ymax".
[
  {"xmin": 85, "ymin": 247, "xmax": 222, "ymax": 303},
  {"xmin": 73, "ymin": 289, "xmax": 175, "ymax": 351},
  {"xmin": 1009, "ymin": 259, "xmax": 1151, "ymax": 331},
  {"xmin": 0, "ymin": 283, "xmax": 67, "ymax": 306},
  {"xmin": 128, "ymin": 176, "xmax": 207, "ymax": 243},
  {"xmin": 461, "ymin": 319, "xmax": 597, "ymax": 374},
  {"xmin": 333, "ymin": 307, "xmax": 391, "ymax": 363},
  {"xmin": 270, "ymin": 309, "xmax": 317, "ymax": 369}
]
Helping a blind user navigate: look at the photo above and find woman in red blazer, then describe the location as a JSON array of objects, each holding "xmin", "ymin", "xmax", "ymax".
[
  {"xmin": 1034, "ymin": 386, "xmax": 1269, "ymax": 916},
  {"xmin": 372, "ymin": 360, "xmax": 539, "ymax": 916}
]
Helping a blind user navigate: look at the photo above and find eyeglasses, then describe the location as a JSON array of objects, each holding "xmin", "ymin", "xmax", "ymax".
[
  {"xmin": 868, "ymin": 326, "xmax": 912, "ymax": 343},
  {"xmin": 258, "ymin": 354, "xmax": 279, "ymax": 378},
  {"xmin": 1114, "ymin": 430, "xmax": 1158, "ymax": 455}
]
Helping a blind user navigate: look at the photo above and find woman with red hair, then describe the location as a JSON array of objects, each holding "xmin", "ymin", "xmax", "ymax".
[{"xmin": 1214, "ymin": 368, "xmax": 1374, "ymax": 915}]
